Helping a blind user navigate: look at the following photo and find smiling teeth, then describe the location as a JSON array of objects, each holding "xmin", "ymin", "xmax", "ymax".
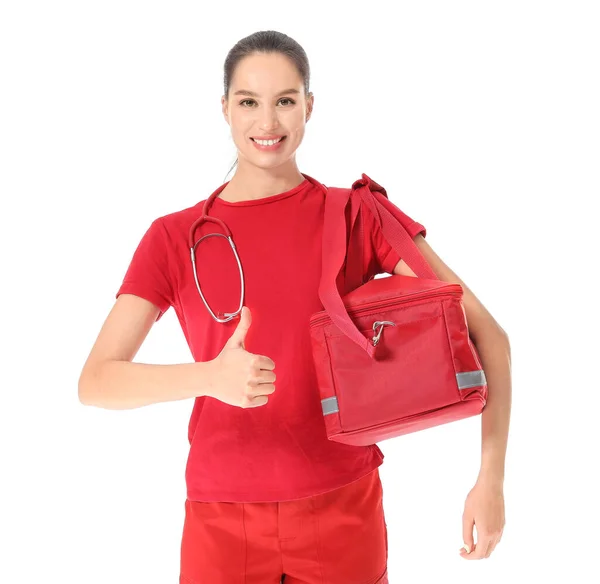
[{"xmin": 254, "ymin": 137, "xmax": 282, "ymax": 146}]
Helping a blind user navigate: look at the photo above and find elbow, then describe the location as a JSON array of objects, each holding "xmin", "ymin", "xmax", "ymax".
[
  {"xmin": 494, "ymin": 327, "xmax": 511, "ymax": 358},
  {"xmin": 471, "ymin": 321, "xmax": 510, "ymax": 348},
  {"xmin": 78, "ymin": 371, "xmax": 92, "ymax": 405},
  {"xmin": 498, "ymin": 325, "xmax": 510, "ymax": 346},
  {"xmin": 78, "ymin": 364, "xmax": 100, "ymax": 406}
]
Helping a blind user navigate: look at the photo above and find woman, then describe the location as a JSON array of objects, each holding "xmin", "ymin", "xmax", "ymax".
[{"xmin": 79, "ymin": 30, "xmax": 509, "ymax": 584}]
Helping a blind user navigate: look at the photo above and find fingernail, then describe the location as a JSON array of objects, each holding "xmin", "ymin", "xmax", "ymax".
[{"xmin": 462, "ymin": 544, "xmax": 471, "ymax": 554}]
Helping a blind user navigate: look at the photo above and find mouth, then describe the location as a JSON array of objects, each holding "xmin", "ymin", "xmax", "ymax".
[
  {"xmin": 250, "ymin": 136, "xmax": 287, "ymax": 143},
  {"xmin": 250, "ymin": 135, "xmax": 287, "ymax": 151}
]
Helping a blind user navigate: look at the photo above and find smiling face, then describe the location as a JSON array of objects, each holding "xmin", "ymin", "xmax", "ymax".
[{"xmin": 221, "ymin": 52, "xmax": 313, "ymax": 171}]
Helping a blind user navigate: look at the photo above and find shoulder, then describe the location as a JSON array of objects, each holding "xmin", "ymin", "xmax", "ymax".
[{"xmin": 153, "ymin": 199, "xmax": 205, "ymax": 239}]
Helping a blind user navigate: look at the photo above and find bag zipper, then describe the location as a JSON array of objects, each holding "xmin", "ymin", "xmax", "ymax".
[{"xmin": 309, "ymin": 284, "xmax": 463, "ymax": 328}]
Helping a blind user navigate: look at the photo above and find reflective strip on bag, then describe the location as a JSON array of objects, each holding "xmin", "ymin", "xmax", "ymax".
[
  {"xmin": 456, "ymin": 370, "xmax": 487, "ymax": 389},
  {"xmin": 322, "ymin": 396, "xmax": 339, "ymax": 416},
  {"xmin": 320, "ymin": 370, "xmax": 487, "ymax": 416}
]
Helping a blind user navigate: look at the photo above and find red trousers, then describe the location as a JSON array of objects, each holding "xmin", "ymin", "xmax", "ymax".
[{"xmin": 179, "ymin": 467, "xmax": 389, "ymax": 584}]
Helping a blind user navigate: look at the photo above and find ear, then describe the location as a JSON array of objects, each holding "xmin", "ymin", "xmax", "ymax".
[
  {"xmin": 221, "ymin": 95, "xmax": 229, "ymax": 125},
  {"xmin": 306, "ymin": 92, "xmax": 314, "ymax": 122}
]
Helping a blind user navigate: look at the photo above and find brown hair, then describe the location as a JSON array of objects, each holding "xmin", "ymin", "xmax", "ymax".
[{"xmin": 222, "ymin": 30, "xmax": 311, "ymax": 180}]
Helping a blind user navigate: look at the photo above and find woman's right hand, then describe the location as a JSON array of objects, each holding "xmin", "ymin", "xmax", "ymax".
[{"xmin": 210, "ymin": 306, "xmax": 276, "ymax": 408}]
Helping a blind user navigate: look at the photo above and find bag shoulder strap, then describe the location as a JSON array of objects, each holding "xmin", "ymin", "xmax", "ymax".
[{"xmin": 320, "ymin": 173, "xmax": 438, "ymax": 358}]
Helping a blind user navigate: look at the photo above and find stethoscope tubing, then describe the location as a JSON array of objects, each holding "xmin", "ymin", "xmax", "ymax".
[{"xmin": 188, "ymin": 193, "xmax": 245, "ymax": 323}]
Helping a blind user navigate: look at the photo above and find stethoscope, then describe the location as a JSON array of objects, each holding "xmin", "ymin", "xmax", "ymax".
[
  {"xmin": 188, "ymin": 174, "xmax": 320, "ymax": 324},
  {"xmin": 187, "ymin": 184, "xmax": 245, "ymax": 324}
]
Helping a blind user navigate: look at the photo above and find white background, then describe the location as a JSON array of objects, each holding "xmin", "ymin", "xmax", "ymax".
[{"xmin": 1, "ymin": 1, "xmax": 599, "ymax": 582}]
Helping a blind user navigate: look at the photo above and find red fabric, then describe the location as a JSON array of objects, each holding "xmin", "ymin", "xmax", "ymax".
[
  {"xmin": 367, "ymin": 200, "xmax": 426, "ymax": 276},
  {"xmin": 179, "ymin": 467, "xmax": 389, "ymax": 584},
  {"xmin": 116, "ymin": 173, "xmax": 426, "ymax": 503},
  {"xmin": 117, "ymin": 218, "xmax": 174, "ymax": 322}
]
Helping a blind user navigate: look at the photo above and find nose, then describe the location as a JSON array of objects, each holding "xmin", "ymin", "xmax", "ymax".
[{"xmin": 258, "ymin": 106, "xmax": 280, "ymax": 132}]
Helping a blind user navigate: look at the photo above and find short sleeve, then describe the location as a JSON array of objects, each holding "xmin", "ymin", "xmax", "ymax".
[
  {"xmin": 116, "ymin": 218, "xmax": 174, "ymax": 321},
  {"xmin": 363, "ymin": 194, "xmax": 426, "ymax": 276}
]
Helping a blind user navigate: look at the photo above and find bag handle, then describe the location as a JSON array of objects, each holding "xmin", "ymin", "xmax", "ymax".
[{"xmin": 319, "ymin": 173, "xmax": 439, "ymax": 359}]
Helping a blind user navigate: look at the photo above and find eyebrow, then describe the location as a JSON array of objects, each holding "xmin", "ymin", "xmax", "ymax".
[{"xmin": 233, "ymin": 88, "xmax": 301, "ymax": 98}]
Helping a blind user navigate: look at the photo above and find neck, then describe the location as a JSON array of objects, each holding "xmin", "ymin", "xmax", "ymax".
[{"xmin": 219, "ymin": 160, "xmax": 305, "ymax": 202}]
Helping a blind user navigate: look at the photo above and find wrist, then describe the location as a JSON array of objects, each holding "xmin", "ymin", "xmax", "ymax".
[
  {"xmin": 476, "ymin": 469, "xmax": 504, "ymax": 489},
  {"xmin": 203, "ymin": 357, "xmax": 220, "ymax": 399}
]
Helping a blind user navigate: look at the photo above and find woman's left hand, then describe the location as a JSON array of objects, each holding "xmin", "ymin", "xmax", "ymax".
[{"xmin": 459, "ymin": 479, "xmax": 505, "ymax": 559}]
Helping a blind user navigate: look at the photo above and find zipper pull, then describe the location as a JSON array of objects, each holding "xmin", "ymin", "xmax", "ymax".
[{"xmin": 372, "ymin": 320, "xmax": 396, "ymax": 346}]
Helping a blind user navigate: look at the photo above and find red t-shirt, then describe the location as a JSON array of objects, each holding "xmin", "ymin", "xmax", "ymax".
[{"xmin": 116, "ymin": 173, "xmax": 426, "ymax": 502}]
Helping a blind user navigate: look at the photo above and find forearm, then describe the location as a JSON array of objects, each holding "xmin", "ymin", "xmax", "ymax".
[
  {"xmin": 79, "ymin": 360, "xmax": 216, "ymax": 410},
  {"xmin": 473, "ymin": 330, "xmax": 512, "ymax": 485}
]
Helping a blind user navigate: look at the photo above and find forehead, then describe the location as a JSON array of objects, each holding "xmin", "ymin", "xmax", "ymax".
[{"xmin": 231, "ymin": 52, "xmax": 303, "ymax": 91}]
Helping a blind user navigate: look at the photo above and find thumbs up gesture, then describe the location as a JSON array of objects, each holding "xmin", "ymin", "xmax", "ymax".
[{"xmin": 210, "ymin": 306, "xmax": 277, "ymax": 408}]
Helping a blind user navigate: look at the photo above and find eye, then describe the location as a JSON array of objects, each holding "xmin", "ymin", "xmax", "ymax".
[{"xmin": 239, "ymin": 98, "xmax": 296, "ymax": 107}]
